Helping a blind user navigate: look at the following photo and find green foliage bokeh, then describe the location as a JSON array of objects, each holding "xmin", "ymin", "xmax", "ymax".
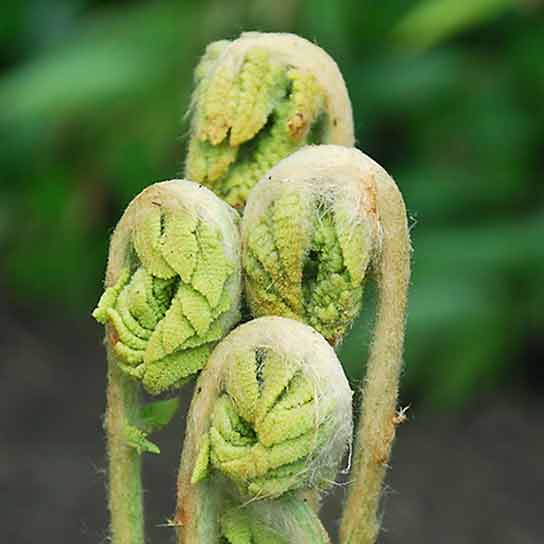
[{"xmin": 1, "ymin": 0, "xmax": 542, "ymax": 407}]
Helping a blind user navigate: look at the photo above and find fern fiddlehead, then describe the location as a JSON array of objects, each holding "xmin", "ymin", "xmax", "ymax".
[
  {"xmin": 93, "ymin": 180, "xmax": 242, "ymax": 543},
  {"xmin": 175, "ymin": 317, "xmax": 352, "ymax": 543},
  {"xmin": 241, "ymin": 145, "xmax": 381, "ymax": 346},
  {"xmin": 185, "ymin": 32, "xmax": 354, "ymax": 208},
  {"xmin": 92, "ymin": 27, "xmax": 411, "ymax": 544},
  {"xmin": 240, "ymin": 145, "xmax": 411, "ymax": 543},
  {"xmin": 93, "ymin": 180, "xmax": 241, "ymax": 395}
]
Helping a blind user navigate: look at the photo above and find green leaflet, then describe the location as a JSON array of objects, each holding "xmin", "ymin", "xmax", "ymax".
[
  {"xmin": 186, "ymin": 45, "xmax": 326, "ymax": 208},
  {"xmin": 125, "ymin": 424, "xmax": 160, "ymax": 455},
  {"xmin": 191, "ymin": 348, "xmax": 334, "ymax": 499},
  {"xmin": 244, "ymin": 193, "xmax": 370, "ymax": 344},
  {"xmin": 93, "ymin": 202, "xmax": 238, "ymax": 395},
  {"xmin": 140, "ymin": 398, "xmax": 180, "ymax": 432}
]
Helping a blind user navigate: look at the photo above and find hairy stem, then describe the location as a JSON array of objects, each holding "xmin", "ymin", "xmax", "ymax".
[
  {"xmin": 339, "ymin": 165, "xmax": 411, "ymax": 543},
  {"xmin": 94, "ymin": 180, "xmax": 241, "ymax": 543},
  {"xmin": 105, "ymin": 342, "xmax": 145, "ymax": 544}
]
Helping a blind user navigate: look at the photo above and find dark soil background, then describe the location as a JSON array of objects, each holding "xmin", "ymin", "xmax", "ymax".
[{"xmin": 3, "ymin": 295, "xmax": 542, "ymax": 544}]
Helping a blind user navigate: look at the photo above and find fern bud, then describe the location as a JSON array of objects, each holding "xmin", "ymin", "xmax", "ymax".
[
  {"xmin": 185, "ymin": 32, "xmax": 354, "ymax": 208},
  {"xmin": 241, "ymin": 145, "xmax": 381, "ymax": 345},
  {"xmin": 176, "ymin": 316, "xmax": 352, "ymax": 542},
  {"xmin": 93, "ymin": 180, "xmax": 242, "ymax": 395}
]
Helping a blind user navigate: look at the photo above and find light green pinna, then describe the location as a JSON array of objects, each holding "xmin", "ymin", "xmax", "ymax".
[{"xmin": 185, "ymin": 32, "xmax": 354, "ymax": 208}]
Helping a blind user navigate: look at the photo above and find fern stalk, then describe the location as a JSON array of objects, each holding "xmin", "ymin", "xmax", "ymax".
[
  {"xmin": 104, "ymin": 344, "xmax": 145, "ymax": 543},
  {"xmin": 339, "ymin": 152, "xmax": 411, "ymax": 544},
  {"xmin": 93, "ymin": 180, "xmax": 242, "ymax": 543}
]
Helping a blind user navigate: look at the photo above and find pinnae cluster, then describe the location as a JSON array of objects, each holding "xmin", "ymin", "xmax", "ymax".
[
  {"xmin": 219, "ymin": 502, "xmax": 287, "ymax": 544},
  {"xmin": 242, "ymin": 146, "xmax": 381, "ymax": 345},
  {"xmin": 189, "ymin": 317, "xmax": 352, "ymax": 500},
  {"xmin": 185, "ymin": 33, "xmax": 354, "ymax": 208},
  {"xmin": 93, "ymin": 180, "xmax": 241, "ymax": 395}
]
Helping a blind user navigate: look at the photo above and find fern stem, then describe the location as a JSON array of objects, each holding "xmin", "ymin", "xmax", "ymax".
[
  {"xmin": 105, "ymin": 342, "xmax": 145, "ymax": 544},
  {"xmin": 339, "ymin": 163, "xmax": 411, "ymax": 543}
]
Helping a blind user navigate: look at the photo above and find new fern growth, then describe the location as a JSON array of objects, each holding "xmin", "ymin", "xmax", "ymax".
[
  {"xmin": 93, "ymin": 180, "xmax": 242, "ymax": 543},
  {"xmin": 185, "ymin": 32, "xmax": 354, "ymax": 208},
  {"xmin": 93, "ymin": 30, "xmax": 411, "ymax": 544},
  {"xmin": 241, "ymin": 145, "xmax": 381, "ymax": 345},
  {"xmin": 241, "ymin": 145, "xmax": 411, "ymax": 543},
  {"xmin": 175, "ymin": 317, "xmax": 352, "ymax": 543},
  {"xmin": 93, "ymin": 180, "xmax": 241, "ymax": 395}
]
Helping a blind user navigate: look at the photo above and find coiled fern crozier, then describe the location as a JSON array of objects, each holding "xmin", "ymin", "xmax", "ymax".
[
  {"xmin": 93, "ymin": 180, "xmax": 241, "ymax": 395},
  {"xmin": 242, "ymin": 145, "xmax": 410, "ymax": 544},
  {"xmin": 241, "ymin": 145, "xmax": 382, "ymax": 346},
  {"xmin": 176, "ymin": 317, "xmax": 352, "ymax": 543},
  {"xmin": 93, "ymin": 180, "xmax": 241, "ymax": 544},
  {"xmin": 185, "ymin": 32, "xmax": 354, "ymax": 208}
]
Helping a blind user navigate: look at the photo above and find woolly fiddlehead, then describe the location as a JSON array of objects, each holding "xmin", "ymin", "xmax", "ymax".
[
  {"xmin": 185, "ymin": 31, "xmax": 354, "ymax": 208},
  {"xmin": 240, "ymin": 145, "xmax": 411, "ymax": 543},
  {"xmin": 175, "ymin": 316, "xmax": 353, "ymax": 543},
  {"xmin": 241, "ymin": 145, "xmax": 381, "ymax": 346},
  {"xmin": 92, "ymin": 180, "xmax": 241, "ymax": 543}
]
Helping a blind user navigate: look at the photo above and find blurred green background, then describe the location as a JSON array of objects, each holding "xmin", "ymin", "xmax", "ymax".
[{"xmin": 1, "ymin": 0, "xmax": 543, "ymax": 542}]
